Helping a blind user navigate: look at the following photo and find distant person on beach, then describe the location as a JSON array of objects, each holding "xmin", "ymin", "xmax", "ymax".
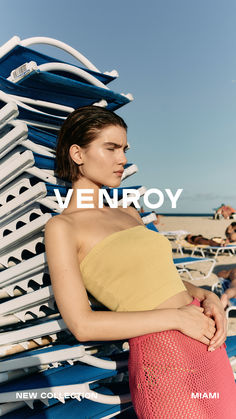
[
  {"xmin": 185, "ymin": 222, "xmax": 236, "ymax": 247},
  {"xmin": 225, "ymin": 222, "xmax": 236, "ymax": 244},
  {"xmin": 216, "ymin": 268, "xmax": 236, "ymax": 308},
  {"xmin": 214, "ymin": 204, "xmax": 236, "ymax": 220},
  {"xmin": 185, "ymin": 234, "xmax": 223, "ymax": 247}
]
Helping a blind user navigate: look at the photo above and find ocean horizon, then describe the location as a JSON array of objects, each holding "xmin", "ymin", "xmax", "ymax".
[{"xmin": 158, "ymin": 213, "xmax": 214, "ymax": 217}]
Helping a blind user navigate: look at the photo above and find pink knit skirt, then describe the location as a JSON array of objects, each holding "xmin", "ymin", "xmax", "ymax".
[{"xmin": 128, "ymin": 298, "xmax": 236, "ymax": 418}]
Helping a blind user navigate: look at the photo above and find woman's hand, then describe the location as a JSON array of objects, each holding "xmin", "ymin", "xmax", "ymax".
[
  {"xmin": 182, "ymin": 282, "xmax": 227, "ymax": 350},
  {"xmin": 201, "ymin": 293, "xmax": 227, "ymax": 350},
  {"xmin": 177, "ymin": 305, "xmax": 216, "ymax": 348}
]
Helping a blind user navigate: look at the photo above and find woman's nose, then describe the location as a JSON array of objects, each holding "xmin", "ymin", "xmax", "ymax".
[{"xmin": 120, "ymin": 151, "xmax": 127, "ymax": 165}]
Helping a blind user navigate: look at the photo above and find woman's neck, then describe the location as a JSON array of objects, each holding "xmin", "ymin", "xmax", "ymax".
[{"xmin": 67, "ymin": 178, "xmax": 103, "ymax": 211}]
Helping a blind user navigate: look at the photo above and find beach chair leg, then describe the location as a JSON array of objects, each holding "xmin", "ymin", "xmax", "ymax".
[
  {"xmin": 177, "ymin": 244, "xmax": 183, "ymax": 255},
  {"xmin": 200, "ymin": 249, "xmax": 205, "ymax": 258},
  {"xmin": 203, "ymin": 259, "xmax": 216, "ymax": 279},
  {"xmin": 177, "ymin": 267, "xmax": 195, "ymax": 281},
  {"xmin": 178, "ymin": 259, "xmax": 216, "ymax": 281},
  {"xmin": 226, "ymin": 306, "xmax": 236, "ymax": 319}
]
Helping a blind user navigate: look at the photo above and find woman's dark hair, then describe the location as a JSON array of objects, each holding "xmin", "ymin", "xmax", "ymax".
[{"xmin": 56, "ymin": 105, "xmax": 127, "ymax": 182}]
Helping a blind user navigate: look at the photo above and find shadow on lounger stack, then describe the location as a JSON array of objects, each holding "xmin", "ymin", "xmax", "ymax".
[{"xmin": 0, "ymin": 36, "xmax": 153, "ymax": 418}]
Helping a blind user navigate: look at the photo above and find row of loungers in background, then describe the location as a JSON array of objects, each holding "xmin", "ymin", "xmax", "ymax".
[
  {"xmin": 0, "ymin": 35, "xmax": 235, "ymax": 418},
  {"xmin": 176, "ymin": 237, "xmax": 236, "ymax": 258}
]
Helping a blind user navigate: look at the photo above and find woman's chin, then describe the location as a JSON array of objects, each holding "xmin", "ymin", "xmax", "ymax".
[{"xmin": 104, "ymin": 180, "xmax": 121, "ymax": 188}]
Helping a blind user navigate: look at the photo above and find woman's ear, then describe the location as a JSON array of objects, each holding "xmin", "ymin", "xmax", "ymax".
[{"xmin": 69, "ymin": 144, "xmax": 84, "ymax": 166}]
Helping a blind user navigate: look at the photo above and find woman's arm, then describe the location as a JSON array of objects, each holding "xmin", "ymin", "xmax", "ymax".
[
  {"xmin": 183, "ymin": 281, "xmax": 227, "ymax": 350},
  {"xmin": 45, "ymin": 218, "xmax": 215, "ymax": 345}
]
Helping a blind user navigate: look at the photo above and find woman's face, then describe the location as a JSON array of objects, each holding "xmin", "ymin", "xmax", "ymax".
[{"xmin": 77, "ymin": 125, "xmax": 128, "ymax": 187}]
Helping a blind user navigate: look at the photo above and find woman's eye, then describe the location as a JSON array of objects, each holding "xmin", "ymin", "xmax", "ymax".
[{"xmin": 107, "ymin": 148, "xmax": 115, "ymax": 151}]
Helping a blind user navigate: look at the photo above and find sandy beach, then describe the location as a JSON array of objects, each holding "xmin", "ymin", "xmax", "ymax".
[{"xmin": 158, "ymin": 216, "xmax": 236, "ymax": 341}]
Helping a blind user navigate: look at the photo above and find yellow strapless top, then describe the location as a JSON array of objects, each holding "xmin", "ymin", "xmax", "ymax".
[{"xmin": 80, "ymin": 225, "xmax": 186, "ymax": 312}]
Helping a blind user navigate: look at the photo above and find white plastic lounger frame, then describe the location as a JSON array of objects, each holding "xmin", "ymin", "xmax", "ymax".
[
  {"xmin": 0, "ymin": 36, "xmax": 100, "ymax": 72},
  {"xmin": 121, "ymin": 163, "xmax": 138, "ymax": 181},
  {"xmin": 201, "ymin": 245, "xmax": 236, "ymax": 258},
  {"xmin": 0, "ymin": 209, "xmax": 51, "ymax": 239},
  {"xmin": 0, "ymin": 147, "xmax": 67, "ymax": 189},
  {"xmin": 0, "ymin": 36, "xmax": 118, "ymax": 76},
  {"xmin": 0, "ymin": 176, "xmax": 61, "ymax": 225},
  {"xmin": 175, "ymin": 257, "xmax": 216, "ymax": 280},
  {"xmin": 0, "ymin": 346, "xmax": 128, "ymax": 374},
  {"xmin": 0, "ymin": 214, "xmax": 51, "ymax": 267},
  {"xmin": 21, "ymin": 138, "xmax": 56, "ymax": 157},
  {"xmin": 0, "ymin": 253, "xmax": 47, "ymax": 287},
  {"xmin": 0, "ymin": 318, "xmax": 67, "ymax": 345},
  {"xmin": 0, "ymin": 300, "xmax": 56, "ymax": 326},
  {"xmin": 0, "ymin": 271, "xmax": 48, "ymax": 298},
  {"xmin": 0, "ymin": 382, "xmax": 131, "ymax": 407},
  {"xmin": 0, "ymin": 183, "xmax": 48, "ymax": 226},
  {"xmin": 0, "ymin": 122, "xmax": 28, "ymax": 159},
  {"xmin": 0, "ymin": 102, "xmax": 18, "ymax": 130},
  {"xmin": 0, "ymin": 90, "xmax": 67, "ymax": 125},
  {"xmin": 160, "ymin": 230, "xmax": 189, "ymax": 241},
  {"xmin": 6, "ymin": 92, "xmax": 74, "ymax": 115},
  {"xmin": 175, "ymin": 241, "xmax": 206, "ymax": 257},
  {"xmin": 177, "ymin": 242, "xmax": 236, "ymax": 258},
  {"xmin": 6, "ymin": 66, "xmax": 111, "ymax": 113},
  {"xmin": 225, "ymin": 304, "xmax": 236, "ymax": 318},
  {"xmin": 0, "ymin": 334, "xmax": 61, "ymax": 358},
  {"xmin": 0, "ymin": 285, "xmax": 54, "ymax": 317},
  {"xmin": 8, "ymin": 61, "xmax": 109, "ymax": 90},
  {"xmin": 0, "ymin": 233, "xmax": 45, "ymax": 267},
  {"xmin": 141, "ymin": 212, "xmax": 157, "ymax": 225},
  {"xmin": 0, "ymin": 148, "xmax": 35, "ymax": 189},
  {"xmin": 211, "ymin": 281, "xmax": 236, "ymax": 319}
]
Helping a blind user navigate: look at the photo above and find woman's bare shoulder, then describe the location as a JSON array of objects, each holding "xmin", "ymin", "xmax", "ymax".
[
  {"xmin": 45, "ymin": 213, "xmax": 71, "ymax": 231},
  {"xmin": 45, "ymin": 212, "xmax": 82, "ymax": 240},
  {"xmin": 44, "ymin": 210, "xmax": 94, "ymax": 242}
]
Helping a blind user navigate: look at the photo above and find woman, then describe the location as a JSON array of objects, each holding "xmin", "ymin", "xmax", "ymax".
[{"xmin": 45, "ymin": 106, "xmax": 236, "ymax": 418}]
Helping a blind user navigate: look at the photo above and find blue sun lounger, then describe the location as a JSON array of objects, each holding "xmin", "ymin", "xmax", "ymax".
[
  {"xmin": 173, "ymin": 256, "xmax": 216, "ymax": 280},
  {"xmin": 0, "ymin": 342, "xmax": 128, "ymax": 375},
  {"xmin": 0, "ymin": 94, "xmax": 66, "ymax": 130},
  {"xmin": 0, "ymin": 36, "xmax": 118, "ymax": 85},
  {"xmin": 0, "ymin": 360, "xmax": 130, "ymax": 401},
  {"xmin": 0, "ymin": 37, "xmax": 133, "ymax": 114},
  {"xmin": 1, "ymin": 386, "xmax": 132, "ymax": 419},
  {"xmin": 0, "ymin": 71, "xmax": 132, "ymax": 112}
]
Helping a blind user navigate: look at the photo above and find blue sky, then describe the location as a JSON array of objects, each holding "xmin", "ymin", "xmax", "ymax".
[{"xmin": 0, "ymin": 0, "xmax": 236, "ymax": 213}]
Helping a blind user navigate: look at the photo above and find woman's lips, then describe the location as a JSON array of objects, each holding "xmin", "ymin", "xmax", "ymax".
[{"xmin": 114, "ymin": 171, "xmax": 124, "ymax": 177}]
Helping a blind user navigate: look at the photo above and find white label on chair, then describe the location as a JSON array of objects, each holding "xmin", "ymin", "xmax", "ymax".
[{"xmin": 8, "ymin": 62, "xmax": 37, "ymax": 83}]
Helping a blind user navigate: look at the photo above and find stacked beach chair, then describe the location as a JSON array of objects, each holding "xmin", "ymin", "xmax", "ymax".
[{"xmin": 0, "ymin": 35, "xmax": 150, "ymax": 418}]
